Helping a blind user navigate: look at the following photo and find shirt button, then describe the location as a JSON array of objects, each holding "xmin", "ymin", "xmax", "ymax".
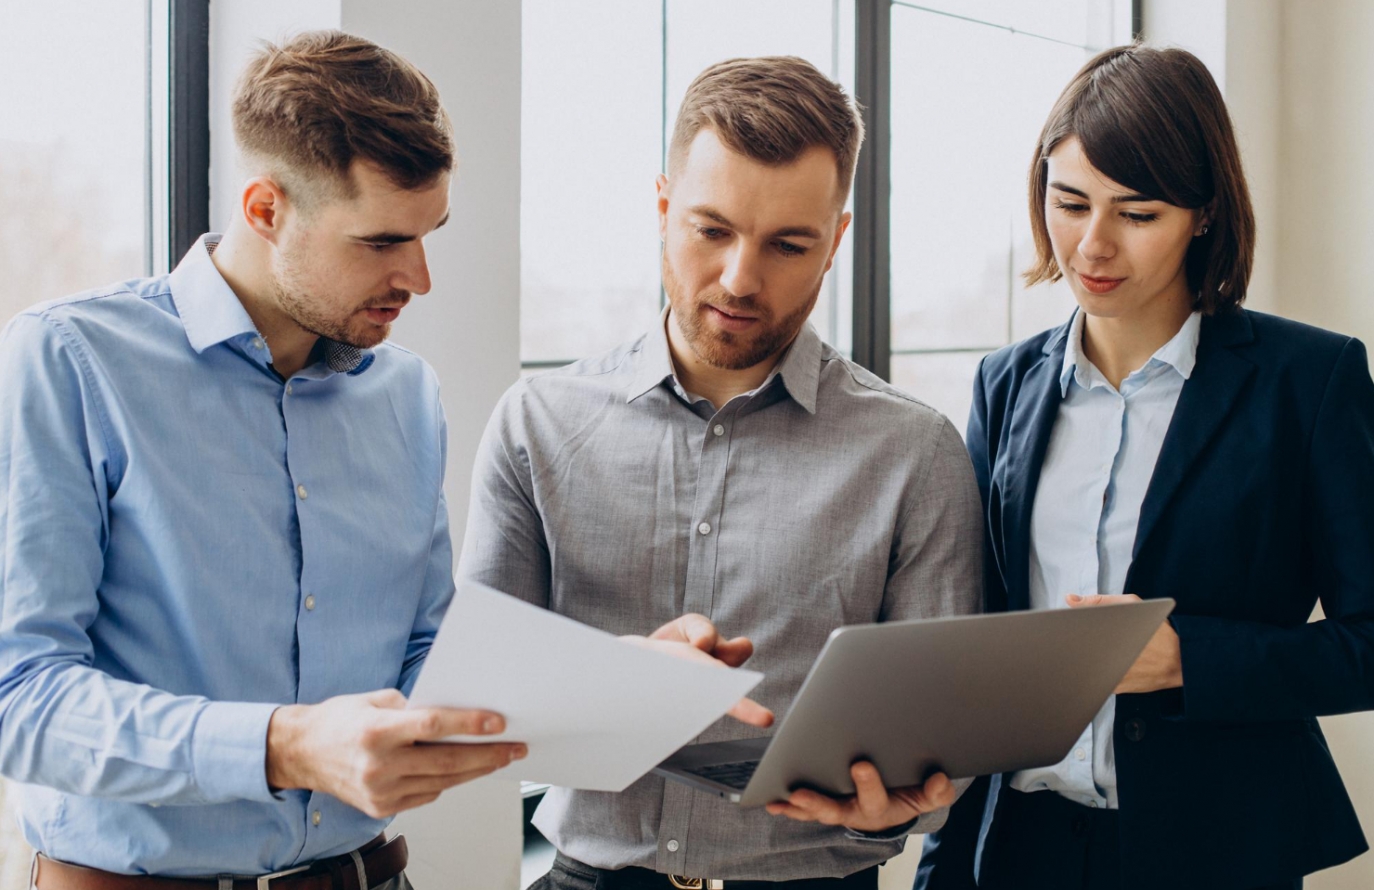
[
  {"xmin": 304, "ymin": 595, "xmax": 316, "ymax": 611},
  {"xmin": 1090, "ymin": 800, "xmax": 1100, "ymax": 809},
  {"xmin": 285, "ymin": 383, "xmax": 293, "ymax": 395},
  {"xmin": 1075, "ymin": 748, "xmax": 1087, "ymax": 761},
  {"xmin": 698, "ymin": 522, "xmax": 711, "ymax": 535},
  {"xmin": 312, "ymin": 810, "xmax": 322, "ymax": 826},
  {"xmin": 251, "ymin": 338, "xmax": 265, "ymax": 350},
  {"xmin": 713, "ymin": 424, "xmax": 725, "ymax": 437},
  {"xmin": 666, "ymin": 839, "xmax": 680, "ymax": 852},
  {"xmin": 296, "ymin": 484, "xmax": 308, "ymax": 500}
]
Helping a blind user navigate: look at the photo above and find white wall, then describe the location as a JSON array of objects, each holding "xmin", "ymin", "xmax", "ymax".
[{"xmin": 209, "ymin": 2, "xmax": 524, "ymax": 887}]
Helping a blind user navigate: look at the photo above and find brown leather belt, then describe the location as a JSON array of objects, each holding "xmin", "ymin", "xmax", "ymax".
[{"xmin": 34, "ymin": 834, "xmax": 407, "ymax": 890}]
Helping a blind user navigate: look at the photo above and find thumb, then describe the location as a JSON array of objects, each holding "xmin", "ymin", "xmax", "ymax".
[
  {"xmin": 653, "ymin": 613, "xmax": 719, "ymax": 653},
  {"xmin": 712, "ymin": 635, "xmax": 755, "ymax": 667}
]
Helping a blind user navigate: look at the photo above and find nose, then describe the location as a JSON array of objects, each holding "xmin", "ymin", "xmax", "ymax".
[
  {"xmin": 1077, "ymin": 211, "xmax": 1116, "ymax": 264},
  {"xmin": 719, "ymin": 243, "xmax": 763, "ymax": 298},
  {"xmin": 394, "ymin": 242, "xmax": 432, "ymax": 296}
]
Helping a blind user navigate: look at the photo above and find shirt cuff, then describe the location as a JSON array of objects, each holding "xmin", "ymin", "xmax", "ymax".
[
  {"xmin": 844, "ymin": 808, "xmax": 949, "ymax": 841},
  {"xmin": 190, "ymin": 701, "xmax": 280, "ymax": 804}
]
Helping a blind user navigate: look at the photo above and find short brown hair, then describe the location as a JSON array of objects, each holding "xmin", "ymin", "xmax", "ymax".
[
  {"xmin": 668, "ymin": 56, "xmax": 864, "ymax": 205},
  {"xmin": 1024, "ymin": 44, "xmax": 1255, "ymax": 314},
  {"xmin": 232, "ymin": 30, "xmax": 454, "ymax": 207}
]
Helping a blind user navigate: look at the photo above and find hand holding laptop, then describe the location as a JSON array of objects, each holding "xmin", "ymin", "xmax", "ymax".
[
  {"xmin": 766, "ymin": 762, "xmax": 957, "ymax": 832},
  {"xmin": 1067, "ymin": 593, "xmax": 1183, "ymax": 693}
]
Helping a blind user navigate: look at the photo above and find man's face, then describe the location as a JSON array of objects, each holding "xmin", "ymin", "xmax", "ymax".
[
  {"xmin": 270, "ymin": 161, "xmax": 451, "ymax": 349},
  {"xmin": 658, "ymin": 129, "xmax": 850, "ymax": 371}
]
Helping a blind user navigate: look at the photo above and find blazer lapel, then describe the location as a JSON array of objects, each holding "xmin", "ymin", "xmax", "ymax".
[
  {"xmin": 1131, "ymin": 311, "xmax": 1256, "ymax": 566},
  {"xmin": 1000, "ymin": 322, "xmax": 1070, "ymax": 612}
]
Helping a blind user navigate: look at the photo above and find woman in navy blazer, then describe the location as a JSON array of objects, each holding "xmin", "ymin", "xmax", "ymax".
[{"xmin": 916, "ymin": 45, "xmax": 1374, "ymax": 890}]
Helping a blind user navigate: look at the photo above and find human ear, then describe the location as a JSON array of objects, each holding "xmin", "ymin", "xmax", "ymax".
[
  {"xmin": 655, "ymin": 174, "xmax": 670, "ymax": 243},
  {"xmin": 1193, "ymin": 204, "xmax": 1214, "ymax": 237},
  {"xmin": 241, "ymin": 176, "xmax": 290, "ymax": 244},
  {"xmin": 823, "ymin": 211, "xmax": 853, "ymax": 273}
]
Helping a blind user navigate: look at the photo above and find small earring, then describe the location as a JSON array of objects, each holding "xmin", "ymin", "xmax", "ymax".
[{"xmin": 1199, "ymin": 225, "xmax": 1210, "ymax": 235}]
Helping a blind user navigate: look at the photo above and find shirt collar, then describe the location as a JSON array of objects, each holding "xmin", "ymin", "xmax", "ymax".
[
  {"xmin": 1059, "ymin": 308, "xmax": 1201, "ymax": 396},
  {"xmin": 168, "ymin": 234, "xmax": 375, "ymax": 376},
  {"xmin": 625, "ymin": 307, "xmax": 821, "ymax": 415}
]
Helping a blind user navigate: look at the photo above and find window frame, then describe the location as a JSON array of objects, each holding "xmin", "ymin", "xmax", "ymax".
[
  {"xmin": 167, "ymin": 0, "xmax": 211, "ymax": 268},
  {"xmin": 850, "ymin": 0, "xmax": 1143, "ymax": 382}
]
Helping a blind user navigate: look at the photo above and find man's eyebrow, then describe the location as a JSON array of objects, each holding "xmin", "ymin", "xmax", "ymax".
[
  {"xmin": 689, "ymin": 206, "xmax": 734, "ymax": 228},
  {"xmin": 354, "ymin": 211, "xmax": 450, "ymax": 244},
  {"xmin": 688, "ymin": 206, "xmax": 821, "ymax": 240},
  {"xmin": 772, "ymin": 225, "xmax": 822, "ymax": 240},
  {"xmin": 1049, "ymin": 181, "xmax": 1156, "ymax": 204}
]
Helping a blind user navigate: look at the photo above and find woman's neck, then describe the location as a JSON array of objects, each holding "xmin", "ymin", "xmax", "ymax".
[{"xmin": 1081, "ymin": 292, "xmax": 1195, "ymax": 389}]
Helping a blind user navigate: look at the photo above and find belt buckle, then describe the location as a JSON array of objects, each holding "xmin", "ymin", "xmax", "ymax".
[
  {"xmin": 255, "ymin": 863, "xmax": 312, "ymax": 890},
  {"xmin": 668, "ymin": 878, "xmax": 723, "ymax": 889}
]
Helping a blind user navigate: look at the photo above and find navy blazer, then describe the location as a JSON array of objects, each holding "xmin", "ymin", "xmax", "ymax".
[{"xmin": 916, "ymin": 309, "xmax": 1374, "ymax": 890}]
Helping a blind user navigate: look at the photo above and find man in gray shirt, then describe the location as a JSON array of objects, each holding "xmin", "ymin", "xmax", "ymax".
[{"xmin": 462, "ymin": 56, "xmax": 983, "ymax": 887}]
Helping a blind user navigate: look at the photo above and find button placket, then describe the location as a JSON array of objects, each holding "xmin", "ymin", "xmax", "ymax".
[
  {"xmin": 681, "ymin": 407, "xmax": 735, "ymax": 619},
  {"xmin": 656, "ymin": 781, "xmax": 694, "ymax": 875}
]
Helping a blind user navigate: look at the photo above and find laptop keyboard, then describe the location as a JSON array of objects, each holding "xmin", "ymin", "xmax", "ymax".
[{"xmin": 686, "ymin": 760, "xmax": 760, "ymax": 790}]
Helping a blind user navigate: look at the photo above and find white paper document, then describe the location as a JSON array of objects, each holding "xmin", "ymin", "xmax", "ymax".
[{"xmin": 407, "ymin": 581, "xmax": 763, "ymax": 792}]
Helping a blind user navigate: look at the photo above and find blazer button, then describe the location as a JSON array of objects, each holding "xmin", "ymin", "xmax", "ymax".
[{"xmin": 1125, "ymin": 717, "xmax": 1147, "ymax": 742}]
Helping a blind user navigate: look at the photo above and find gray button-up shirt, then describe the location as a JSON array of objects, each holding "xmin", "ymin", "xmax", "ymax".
[{"xmin": 460, "ymin": 316, "xmax": 983, "ymax": 880}]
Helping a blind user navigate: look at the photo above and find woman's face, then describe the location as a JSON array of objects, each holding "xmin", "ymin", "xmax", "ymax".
[{"xmin": 1044, "ymin": 136, "xmax": 1204, "ymax": 324}]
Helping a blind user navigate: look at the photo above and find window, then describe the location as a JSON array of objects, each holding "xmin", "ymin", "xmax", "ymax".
[
  {"xmin": 520, "ymin": 0, "xmax": 855, "ymax": 369},
  {"xmin": 0, "ymin": 0, "xmax": 208, "ymax": 332},
  {"xmin": 0, "ymin": 0, "xmax": 154, "ymax": 327},
  {"xmin": 886, "ymin": 0, "xmax": 1135, "ymax": 427}
]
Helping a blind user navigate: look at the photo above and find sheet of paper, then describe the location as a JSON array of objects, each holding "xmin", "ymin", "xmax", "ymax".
[{"xmin": 407, "ymin": 581, "xmax": 763, "ymax": 792}]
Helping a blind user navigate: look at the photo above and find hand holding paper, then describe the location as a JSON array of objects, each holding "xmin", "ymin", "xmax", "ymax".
[{"xmin": 408, "ymin": 582, "xmax": 766, "ymax": 791}]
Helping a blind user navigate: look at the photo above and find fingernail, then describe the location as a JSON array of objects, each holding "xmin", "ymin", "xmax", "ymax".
[
  {"xmin": 513, "ymin": 744, "xmax": 528, "ymax": 760},
  {"xmin": 1066, "ymin": 594, "xmax": 1081, "ymax": 603},
  {"xmin": 483, "ymin": 716, "xmax": 502, "ymax": 733}
]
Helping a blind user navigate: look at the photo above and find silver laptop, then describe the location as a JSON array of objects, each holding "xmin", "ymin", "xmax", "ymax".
[{"xmin": 654, "ymin": 599, "xmax": 1174, "ymax": 807}]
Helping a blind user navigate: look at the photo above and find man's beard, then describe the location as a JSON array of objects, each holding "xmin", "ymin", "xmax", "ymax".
[
  {"xmin": 662, "ymin": 253, "xmax": 819, "ymax": 371},
  {"xmin": 272, "ymin": 260, "xmax": 407, "ymax": 350}
]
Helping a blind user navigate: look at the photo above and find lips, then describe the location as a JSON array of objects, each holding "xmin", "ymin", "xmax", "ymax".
[
  {"xmin": 1077, "ymin": 272, "xmax": 1125, "ymax": 295},
  {"xmin": 705, "ymin": 304, "xmax": 760, "ymax": 333},
  {"xmin": 708, "ymin": 305, "xmax": 756, "ymax": 321},
  {"xmin": 364, "ymin": 307, "xmax": 402, "ymax": 324}
]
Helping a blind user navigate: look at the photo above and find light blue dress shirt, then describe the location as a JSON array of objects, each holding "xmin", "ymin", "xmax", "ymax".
[
  {"xmin": 0, "ymin": 236, "xmax": 454, "ymax": 875},
  {"xmin": 1010, "ymin": 309, "xmax": 1199, "ymax": 810}
]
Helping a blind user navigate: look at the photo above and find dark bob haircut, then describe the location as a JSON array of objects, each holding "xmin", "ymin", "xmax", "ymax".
[{"xmin": 1024, "ymin": 44, "xmax": 1256, "ymax": 315}]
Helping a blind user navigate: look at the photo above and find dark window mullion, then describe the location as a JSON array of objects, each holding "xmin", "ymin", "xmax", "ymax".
[
  {"xmin": 851, "ymin": 0, "xmax": 891, "ymax": 381},
  {"xmin": 168, "ymin": 0, "xmax": 210, "ymax": 264}
]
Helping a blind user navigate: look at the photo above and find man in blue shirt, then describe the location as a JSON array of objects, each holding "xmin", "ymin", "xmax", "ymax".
[{"xmin": 0, "ymin": 31, "xmax": 766, "ymax": 888}]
